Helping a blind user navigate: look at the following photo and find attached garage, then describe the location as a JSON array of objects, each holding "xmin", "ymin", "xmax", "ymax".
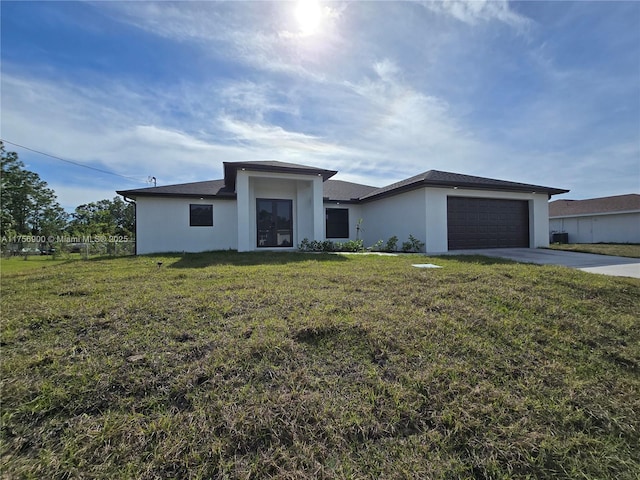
[{"xmin": 447, "ymin": 197, "xmax": 530, "ymax": 250}]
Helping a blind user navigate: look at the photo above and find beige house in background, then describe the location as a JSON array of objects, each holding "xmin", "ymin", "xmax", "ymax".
[{"xmin": 549, "ymin": 194, "xmax": 640, "ymax": 244}]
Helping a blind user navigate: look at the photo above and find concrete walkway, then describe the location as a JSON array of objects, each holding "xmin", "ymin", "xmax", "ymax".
[{"xmin": 443, "ymin": 248, "xmax": 640, "ymax": 279}]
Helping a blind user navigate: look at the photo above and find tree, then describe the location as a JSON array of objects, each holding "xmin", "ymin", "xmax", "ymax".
[
  {"xmin": 68, "ymin": 197, "xmax": 134, "ymax": 237},
  {"xmin": 1, "ymin": 142, "xmax": 67, "ymax": 241}
]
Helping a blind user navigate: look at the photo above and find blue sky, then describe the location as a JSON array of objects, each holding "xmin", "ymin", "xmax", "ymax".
[{"xmin": 2, "ymin": 0, "xmax": 639, "ymax": 210}]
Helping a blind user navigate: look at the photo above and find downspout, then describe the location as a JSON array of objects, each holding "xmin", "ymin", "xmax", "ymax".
[{"xmin": 121, "ymin": 195, "xmax": 137, "ymax": 256}]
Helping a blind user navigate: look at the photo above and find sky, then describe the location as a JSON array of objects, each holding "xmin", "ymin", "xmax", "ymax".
[{"xmin": 1, "ymin": 0, "xmax": 639, "ymax": 210}]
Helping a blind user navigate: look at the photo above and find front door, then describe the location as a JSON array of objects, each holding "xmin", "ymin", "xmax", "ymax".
[{"xmin": 256, "ymin": 199, "xmax": 293, "ymax": 247}]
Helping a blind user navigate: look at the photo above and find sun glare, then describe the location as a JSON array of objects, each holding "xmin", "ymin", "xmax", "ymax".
[{"xmin": 295, "ymin": 0, "xmax": 323, "ymax": 36}]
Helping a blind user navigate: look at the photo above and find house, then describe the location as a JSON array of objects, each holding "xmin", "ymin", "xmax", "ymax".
[
  {"xmin": 116, "ymin": 161, "xmax": 568, "ymax": 254},
  {"xmin": 549, "ymin": 194, "xmax": 640, "ymax": 244}
]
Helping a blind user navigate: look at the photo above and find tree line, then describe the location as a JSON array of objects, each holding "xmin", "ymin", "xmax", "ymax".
[{"xmin": 1, "ymin": 142, "xmax": 134, "ymax": 247}]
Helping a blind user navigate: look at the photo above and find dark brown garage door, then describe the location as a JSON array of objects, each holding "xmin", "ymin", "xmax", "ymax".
[{"xmin": 447, "ymin": 197, "xmax": 530, "ymax": 250}]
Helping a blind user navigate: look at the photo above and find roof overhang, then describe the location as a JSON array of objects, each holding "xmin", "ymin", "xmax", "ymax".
[
  {"xmin": 360, "ymin": 179, "xmax": 569, "ymax": 203},
  {"xmin": 116, "ymin": 190, "xmax": 236, "ymax": 200},
  {"xmin": 223, "ymin": 161, "xmax": 338, "ymax": 190},
  {"xmin": 550, "ymin": 209, "xmax": 640, "ymax": 219}
]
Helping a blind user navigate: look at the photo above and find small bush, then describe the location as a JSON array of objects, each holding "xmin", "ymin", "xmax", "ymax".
[
  {"xmin": 369, "ymin": 239, "xmax": 384, "ymax": 251},
  {"xmin": 299, "ymin": 238, "xmax": 363, "ymax": 253},
  {"xmin": 342, "ymin": 239, "xmax": 364, "ymax": 252},
  {"xmin": 298, "ymin": 238, "xmax": 328, "ymax": 252},
  {"xmin": 321, "ymin": 240, "xmax": 335, "ymax": 252},
  {"xmin": 402, "ymin": 234, "xmax": 425, "ymax": 253},
  {"xmin": 298, "ymin": 238, "xmax": 313, "ymax": 251},
  {"xmin": 384, "ymin": 236, "xmax": 398, "ymax": 252}
]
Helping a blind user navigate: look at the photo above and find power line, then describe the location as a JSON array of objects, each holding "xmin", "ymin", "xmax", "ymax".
[{"xmin": 1, "ymin": 139, "xmax": 147, "ymax": 184}]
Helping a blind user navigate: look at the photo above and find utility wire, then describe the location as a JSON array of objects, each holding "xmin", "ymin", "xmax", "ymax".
[{"xmin": 1, "ymin": 139, "xmax": 147, "ymax": 184}]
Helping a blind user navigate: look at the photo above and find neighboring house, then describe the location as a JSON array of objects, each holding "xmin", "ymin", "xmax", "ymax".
[
  {"xmin": 549, "ymin": 194, "xmax": 640, "ymax": 244},
  {"xmin": 116, "ymin": 161, "xmax": 568, "ymax": 254}
]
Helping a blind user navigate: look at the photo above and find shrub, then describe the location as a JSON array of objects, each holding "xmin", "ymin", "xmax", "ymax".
[
  {"xmin": 298, "ymin": 238, "xmax": 312, "ymax": 251},
  {"xmin": 298, "ymin": 238, "xmax": 364, "ymax": 253},
  {"xmin": 298, "ymin": 238, "xmax": 327, "ymax": 252},
  {"xmin": 321, "ymin": 240, "xmax": 335, "ymax": 252},
  {"xmin": 384, "ymin": 236, "xmax": 398, "ymax": 252},
  {"xmin": 369, "ymin": 239, "xmax": 384, "ymax": 251},
  {"xmin": 402, "ymin": 234, "xmax": 425, "ymax": 253},
  {"xmin": 342, "ymin": 239, "xmax": 364, "ymax": 252}
]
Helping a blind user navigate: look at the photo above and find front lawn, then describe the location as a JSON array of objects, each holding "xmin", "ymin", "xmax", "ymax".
[
  {"xmin": 548, "ymin": 243, "xmax": 640, "ymax": 258},
  {"xmin": 0, "ymin": 255, "xmax": 74, "ymax": 274},
  {"xmin": 1, "ymin": 252, "xmax": 639, "ymax": 479}
]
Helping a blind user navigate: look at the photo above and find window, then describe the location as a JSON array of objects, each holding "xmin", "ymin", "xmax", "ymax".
[
  {"xmin": 326, "ymin": 208, "xmax": 349, "ymax": 238},
  {"xmin": 190, "ymin": 204, "xmax": 213, "ymax": 226},
  {"xmin": 257, "ymin": 199, "xmax": 293, "ymax": 247}
]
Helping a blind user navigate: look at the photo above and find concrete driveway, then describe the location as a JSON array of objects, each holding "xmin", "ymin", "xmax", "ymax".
[{"xmin": 444, "ymin": 248, "xmax": 640, "ymax": 279}]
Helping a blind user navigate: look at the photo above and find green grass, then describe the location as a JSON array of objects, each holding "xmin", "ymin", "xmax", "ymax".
[
  {"xmin": 0, "ymin": 255, "xmax": 76, "ymax": 274},
  {"xmin": 548, "ymin": 243, "xmax": 640, "ymax": 258},
  {"xmin": 2, "ymin": 251, "xmax": 639, "ymax": 479}
]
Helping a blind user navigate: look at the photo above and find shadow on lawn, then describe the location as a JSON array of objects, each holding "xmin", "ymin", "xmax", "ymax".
[{"xmin": 166, "ymin": 250, "xmax": 349, "ymax": 269}]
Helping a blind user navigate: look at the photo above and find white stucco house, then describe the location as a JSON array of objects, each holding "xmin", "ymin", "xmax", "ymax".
[
  {"xmin": 117, "ymin": 161, "xmax": 568, "ymax": 255},
  {"xmin": 549, "ymin": 194, "xmax": 640, "ymax": 244}
]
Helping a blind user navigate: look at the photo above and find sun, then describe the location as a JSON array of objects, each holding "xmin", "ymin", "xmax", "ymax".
[{"xmin": 295, "ymin": 0, "xmax": 323, "ymax": 36}]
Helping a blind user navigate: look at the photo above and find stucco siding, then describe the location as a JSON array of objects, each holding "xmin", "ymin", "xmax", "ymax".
[
  {"xmin": 236, "ymin": 170, "xmax": 324, "ymax": 251},
  {"xmin": 550, "ymin": 212, "xmax": 640, "ymax": 244},
  {"xmin": 359, "ymin": 187, "xmax": 549, "ymax": 253},
  {"xmin": 135, "ymin": 197, "xmax": 237, "ymax": 254},
  {"xmin": 361, "ymin": 189, "xmax": 427, "ymax": 251}
]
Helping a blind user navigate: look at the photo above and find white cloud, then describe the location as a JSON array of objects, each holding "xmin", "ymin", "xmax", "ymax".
[
  {"xmin": 336, "ymin": 60, "xmax": 502, "ymax": 180},
  {"xmin": 218, "ymin": 81, "xmax": 301, "ymax": 123},
  {"xmin": 1, "ymin": 72, "xmax": 240, "ymax": 195},
  {"xmin": 373, "ymin": 58, "xmax": 400, "ymax": 82},
  {"xmin": 1, "ymin": 69, "xmax": 365, "ymax": 202},
  {"xmin": 423, "ymin": 0, "xmax": 531, "ymax": 30},
  {"xmin": 103, "ymin": 1, "xmax": 344, "ymax": 80},
  {"xmin": 0, "ymin": 56, "xmax": 586, "ymax": 208},
  {"xmin": 216, "ymin": 116, "xmax": 364, "ymax": 171},
  {"xmin": 3, "ymin": 0, "xmax": 636, "ymax": 207}
]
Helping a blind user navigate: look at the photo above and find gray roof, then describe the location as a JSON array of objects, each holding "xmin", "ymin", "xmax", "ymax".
[
  {"xmin": 117, "ymin": 179, "xmax": 234, "ymax": 199},
  {"xmin": 118, "ymin": 166, "xmax": 568, "ymax": 201},
  {"xmin": 323, "ymin": 180, "xmax": 378, "ymax": 202},
  {"xmin": 549, "ymin": 194, "xmax": 640, "ymax": 217},
  {"xmin": 360, "ymin": 170, "xmax": 569, "ymax": 200}
]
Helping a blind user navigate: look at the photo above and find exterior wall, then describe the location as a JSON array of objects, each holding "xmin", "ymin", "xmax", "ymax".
[
  {"xmin": 360, "ymin": 189, "xmax": 427, "ymax": 251},
  {"xmin": 236, "ymin": 170, "xmax": 324, "ymax": 252},
  {"xmin": 530, "ymin": 193, "xmax": 552, "ymax": 248},
  {"xmin": 135, "ymin": 196, "xmax": 237, "ymax": 254},
  {"xmin": 360, "ymin": 188, "xmax": 550, "ymax": 253},
  {"xmin": 550, "ymin": 212, "xmax": 640, "ymax": 244},
  {"xmin": 424, "ymin": 189, "xmax": 448, "ymax": 253}
]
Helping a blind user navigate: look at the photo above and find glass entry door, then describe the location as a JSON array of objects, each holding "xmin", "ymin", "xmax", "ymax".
[{"xmin": 256, "ymin": 199, "xmax": 293, "ymax": 247}]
